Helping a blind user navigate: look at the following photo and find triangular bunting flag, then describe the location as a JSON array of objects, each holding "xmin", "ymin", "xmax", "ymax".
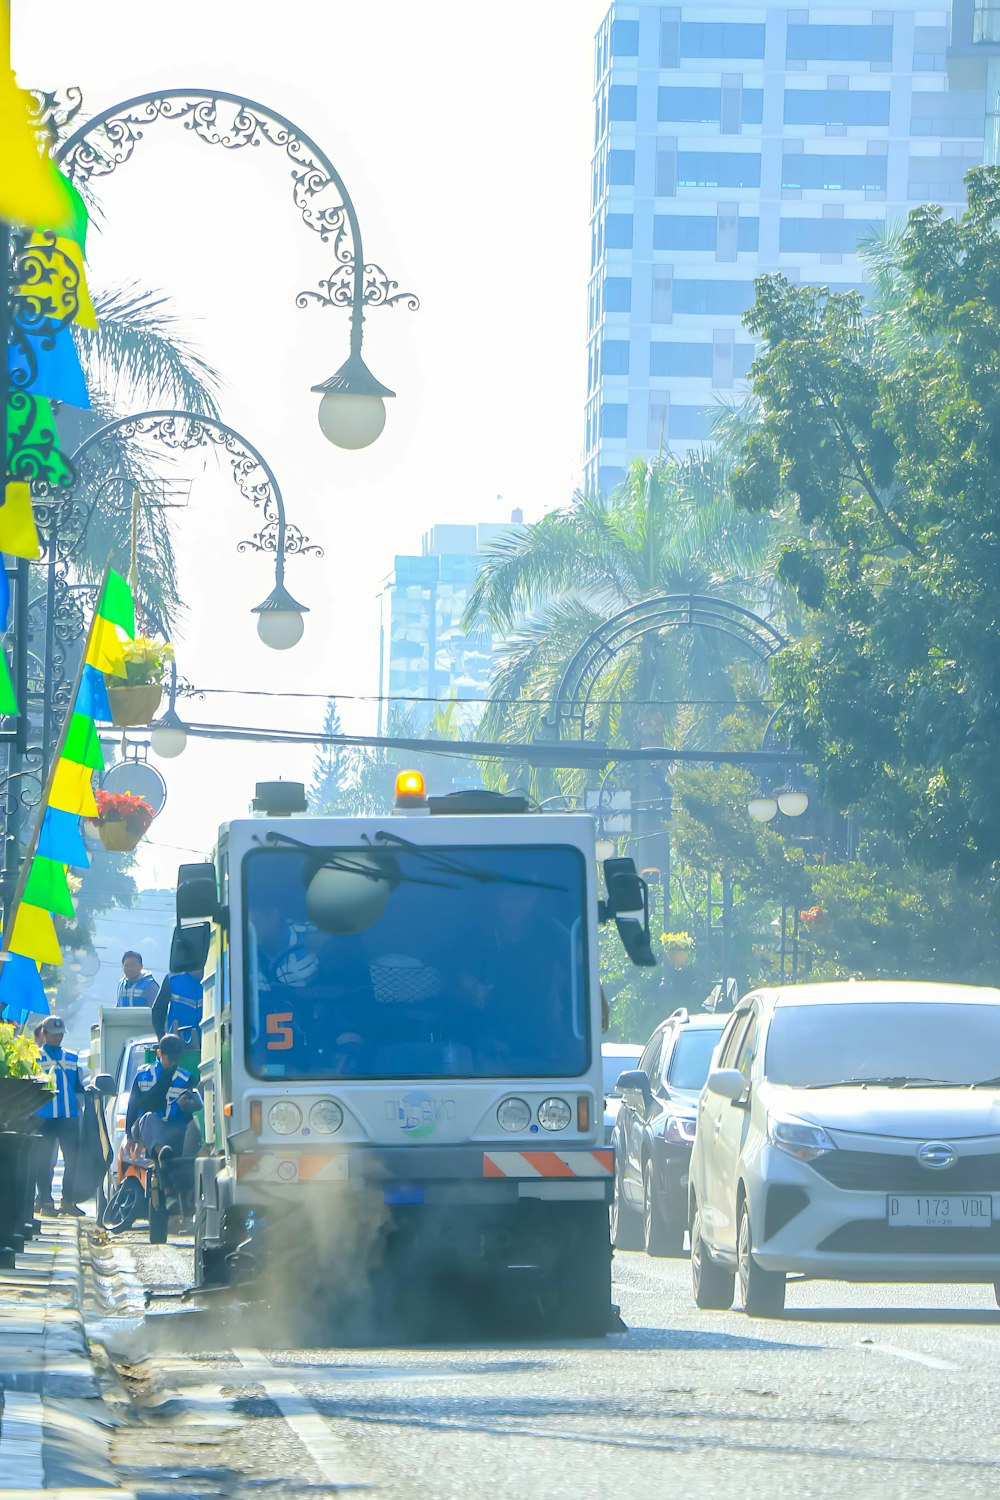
[
  {"xmin": 0, "ymin": 952, "xmax": 46, "ymax": 1015},
  {"xmin": 0, "ymin": 481, "xmax": 40, "ymax": 559},
  {"xmin": 76, "ymin": 663, "xmax": 112, "ymax": 723},
  {"xmin": 7, "ymin": 394, "xmax": 74, "ymax": 490},
  {"xmin": 49, "ymin": 758, "xmax": 97, "ymax": 819},
  {"xmin": 85, "ymin": 615, "xmax": 126, "ymax": 678},
  {"xmin": 9, "ymin": 902, "xmax": 62, "ymax": 966},
  {"xmin": 0, "ymin": 651, "xmax": 16, "ymax": 717},
  {"xmin": 0, "ymin": 70, "xmax": 77, "ymax": 232},
  {"xmin": 8, "ymin": 321, "xmax": 90, "ymax": 408},
  {"xmin": 36, "ymin": 807, "xmax": 89, "ymax": 868},
  {"xmin": 23, "ymin": 856, "xmax": 75, "ymax": 918},
  {"xmin": 98, "ymin": 569, "xmax": 136, "ymax": 637},
  {"xmin": 62, "ymin": 712, "xmax": 103, "ymax": 771},
  {"xmin": 0, "ymin": 558, "xmax": 9, "ymax": 630},
  {"xmin": 20, "ymin": 234, "xmax": 97, "ymax": 330}
]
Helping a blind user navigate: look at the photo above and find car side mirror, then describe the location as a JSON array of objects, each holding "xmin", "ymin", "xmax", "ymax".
[
  {"xmin": 617, "ymin": 1069, "xmax": 652, "ymax": 1103},
  {"xmin": 93, "ymin": 1074, "xmax": 117, "ymax": 1097},
  {"xmin": 170, "ymin": 920, "xmax": 211, "ymax": 974},
  {"xmin": 706, "ymin": 1068, "xmax": 747, "ymax": 1103}
]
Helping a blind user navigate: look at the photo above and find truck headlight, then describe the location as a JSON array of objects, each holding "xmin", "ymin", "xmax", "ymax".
[
  {"xmin": 537, "ymin": 1097, "xmax": 572, "ymax": 1132},
  {"xmin": 497, "ymin": 1097, "xmax": 531, "ymax": 1132},
  {"xmin": 767, "ymin": 1113, "xmax": 835, "ymax": 1163},
  {"xmin": 268, "ymin": 1101, "xmax": 302, "ymax": 1136},
  {"xmin": 309, "ymin": 1100, "xmax": 344, "ymax": 1134}
]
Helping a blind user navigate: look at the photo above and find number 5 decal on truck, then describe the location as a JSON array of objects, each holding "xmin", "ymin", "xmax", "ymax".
[{"xmin": 266, "ymin": 1012, "xmax": 293, "ymax": 1050}]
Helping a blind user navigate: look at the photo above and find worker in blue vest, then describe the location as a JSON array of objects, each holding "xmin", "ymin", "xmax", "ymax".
[
  {"xmin": 152, "ymin": 967, "xmax": 203, "ymax": 1048},
  {"xmin": 116, "ymin": 950, "xmax": 160, "ymax": 1008},
  {"xmin": 34, "ymin": 1015, "xmax": 90, "ymax": 1218},
  {"xmin": 125, "ymin": 1034, "xmax": 201, "ymax": 1193}
]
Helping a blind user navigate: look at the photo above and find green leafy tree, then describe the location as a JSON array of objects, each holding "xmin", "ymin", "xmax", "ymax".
[
  {"xmin": 729, "ymin": 166, "xmax": 1000, "ymax": 881},
  {"xmin": 309, "ymin": 700, "xmax": 352, "ymax": 813}
]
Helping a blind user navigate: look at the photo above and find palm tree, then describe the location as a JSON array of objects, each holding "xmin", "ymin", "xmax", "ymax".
[{"xmin": 465, "ymin": 453, "xmax": 780, "ymax": 790}]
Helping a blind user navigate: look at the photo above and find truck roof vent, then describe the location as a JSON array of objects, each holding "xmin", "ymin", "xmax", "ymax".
[{"xmin": 252, "ymin": 780, "xmax": 307, "ymax": 817}]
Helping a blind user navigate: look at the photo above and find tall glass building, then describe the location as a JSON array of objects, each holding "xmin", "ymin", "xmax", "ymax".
[{"xmin": 585, "ymin": 0, "xmax": 986, "ymax": 492}]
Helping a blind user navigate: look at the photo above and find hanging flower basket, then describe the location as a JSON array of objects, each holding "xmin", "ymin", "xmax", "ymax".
[
  {"xmin": 662, "ymin": 931, "xmax": 695, "ymax": 969},
  {"xmin": 106, "ymin": 682, "xmax": 163, "ymax": 727},
  {"xmin": 90, "ymin": 790, "xmax": 156, "ymax": 853}
]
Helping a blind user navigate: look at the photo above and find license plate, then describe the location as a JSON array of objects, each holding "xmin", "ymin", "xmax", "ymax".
[{"xmin": 887, "ymin": 1194, "xmax": 993, "ymax": 1228}]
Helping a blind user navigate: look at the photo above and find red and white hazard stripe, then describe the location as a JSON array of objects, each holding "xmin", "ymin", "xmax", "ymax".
[
  {"xmin": 483, "ymin": 1149, "xmax": 613, "ymax": 1179},
  {"xmin": 235, "ymin": 1153, "xmax": 348, "ymax": 1184}
]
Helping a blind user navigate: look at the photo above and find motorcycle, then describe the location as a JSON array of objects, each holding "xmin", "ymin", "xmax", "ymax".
[{"xmin": 101, "ymin": 1137, "xmax": 174, "ymax": 1244}]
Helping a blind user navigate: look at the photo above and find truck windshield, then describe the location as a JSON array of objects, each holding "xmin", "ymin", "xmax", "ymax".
[{"xmin": 243, "ymin": 844, "xmax": 590, "ymax": 1080}]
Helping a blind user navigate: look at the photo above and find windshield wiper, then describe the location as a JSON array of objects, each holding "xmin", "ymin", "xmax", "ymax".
[
  {"xmin": 370, "ymin": 830, "xmax": 566, "ymax": 891},
  {"xmin": 804, "ymin": 1076, "xmax": 960, "ymax": 1090}
]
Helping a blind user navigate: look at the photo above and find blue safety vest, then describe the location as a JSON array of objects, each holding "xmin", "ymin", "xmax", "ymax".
[
  {"xmin": 133, "ymin": 1061, "xmax": 194, "ymax": 1124},
  {"xmin": 35, "ymin": 1045, "xmax": 87, "ymax": 1120},
  {"xmin": 165, "ymin": 972, "xmax": 203, "ymax": 1038},
  {"xmin": 117, "ymin": 971, "xmax": 159, "ymax": 1007}
]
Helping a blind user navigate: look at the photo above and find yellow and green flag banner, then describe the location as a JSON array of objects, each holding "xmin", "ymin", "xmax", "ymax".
[{"xmin": 0, "ymin": 569, "xmax": 138, "ymax": 1020}]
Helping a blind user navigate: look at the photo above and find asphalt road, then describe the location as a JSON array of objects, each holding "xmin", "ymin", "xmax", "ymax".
[{"xmin": 86, "ymin": 1231, "xmax": 1000, "ymax": 1500}]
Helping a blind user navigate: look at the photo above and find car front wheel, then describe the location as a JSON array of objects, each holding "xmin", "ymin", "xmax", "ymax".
[
  {"xmin": 738, "ymin": 1199, "xmax": 785, "ymax": 1318},
  {"xmin": 691, "ymin": 1201, "xmax": 735, "ymax": 1310},
  {"xmin": 610, "ymin": 1150, "xmax": 644, "ymax": 1251}
]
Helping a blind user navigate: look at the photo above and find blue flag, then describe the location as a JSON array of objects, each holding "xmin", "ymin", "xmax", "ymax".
[
  {"xmin": 75, "ymin": 663, "xmax": 112, "ymax": 723},
  {"xmin": 36, "ymin": 806, "xmax": 90, "ymax": 868},
  {"xmin": 8, "ymin": 321, "xmax": 90, "ymax": 410},
  {"xmin": 0, "ymin": 952, "xmax": 47, "ymax": 1017}
]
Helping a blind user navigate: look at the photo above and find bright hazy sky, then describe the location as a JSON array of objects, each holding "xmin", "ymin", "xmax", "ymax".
[{"xmin": 13, "ymin": 0, "xmax": 609, "ymax": 886}]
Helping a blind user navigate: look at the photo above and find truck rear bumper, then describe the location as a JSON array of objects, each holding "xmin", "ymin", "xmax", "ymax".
[{"xmin": 231, "ymin": 1146, "xmax": 613, "ymax": 1205}]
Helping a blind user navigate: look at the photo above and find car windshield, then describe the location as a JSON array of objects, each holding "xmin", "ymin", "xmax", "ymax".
[
  {"xmin": 602, "ymin": 1049, "xmax": 642, "ymax": 1095},
  {"xmin": 764, "ymin": 1002, "xmax": 1000, "ymax": 1088},
  {"xmin": 121, "ymin": 1040, "xmax": 155, "ymax": 1094},
  {"xmin": 666, "ymin": 1028, "xmax": 724, "ymax": 1091},
  {"xmin": 243, "ymin": 845, "xmax": 589, "ymax": 1080}
]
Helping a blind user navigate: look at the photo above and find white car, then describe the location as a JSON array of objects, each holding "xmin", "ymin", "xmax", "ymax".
[
  {"xmin": 689, "ymin": 981, "xmax": 1000, "ymax": 1317},
  {"xmin": 602, "ymin": 1041, "xmax": 643, "ymax": 1143}
]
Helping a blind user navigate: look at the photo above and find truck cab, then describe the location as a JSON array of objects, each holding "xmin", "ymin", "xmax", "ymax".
[{"xmin": 180, "ymin": 777, "xmax": 654, "ymax": 1335}]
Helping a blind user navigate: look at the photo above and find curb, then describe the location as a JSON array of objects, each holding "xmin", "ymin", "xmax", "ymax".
[{"xmin": 0, "ymin": 1219, "xmax": 130, "ymax": 1493}]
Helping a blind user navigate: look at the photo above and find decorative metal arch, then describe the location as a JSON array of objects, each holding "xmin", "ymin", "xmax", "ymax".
[
  {"xmin": 546, "ymin": 593, "xmax": 786, "ymax": 741},
  {"xmin": 55, "ymin": 89, "xmax": 419, "ymax": 351}
]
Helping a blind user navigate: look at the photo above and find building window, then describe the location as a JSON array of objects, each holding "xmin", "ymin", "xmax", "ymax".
[
  {"xmin": 713, "ymin": 330, "xmax": 735, "ymax": 388},
  {"xmin": 600, "ymin": 403, "xmax": 628, "ymax": 439},
  {"xmin": 910, "ymin": 92, "xmax": 986, "ymax": 138},
  {"xmin": 660, "ymin": 11, "xmax": 680, "ymax": 68},
  {"xmin": 608, "ymin": 149, "xmax": 636, "ymax": 186},
  {"xmin": 913, "ymin": 26, "xmax": 948, "ymax": 71},
  {"xmin": 602, "ymin": 339, "xmax": 630, "ymax": 376},
  {"xmin": 656, "ymin": 140, "xmax": 677, "ymax": 196},
  {"xmin": 647, "ymin": 396, "xmax": 670, "ymax": 448},
  {"xmin": 720, "ymin": 76, "xmax": 743, "ymax": 135},
  {"xmin": 738, "ymin": 217, "xmax": 759, "ymax": 251},
  {"xmin": 908, "ymin": 156, "xmax": 971, "ymax": 201},
  {"xmin": 654, "ymin": 215, "xmax": 717, "ymax": 250},
  {"xmin": 781, "ymin": 153, "xmax": 888, "ymax": 191},
  {"xmin": 609, "ymin": 85, "xmax": 638, "ymax": 122},
  {"xmin": 611, "ymin": 19, "xmax": 639, "ymax": 56},
  {"xmin": 651, "ymin": 272, "xmax": 674, "ymax": 323},
  {"xmin": 779, "ymin": 217, "xmax": 873, "ymax": 254},
  {"xmin": 669, "ymin": 405, "xmax": 711, "ymax": 440},
  {"xmin": 786, "ymin": 24, "xmax": 893, "ymax": 63},
  {"xmin": 598, "ymin": 465, "xmax": 627, "ymax": 494},
  {"xmin": 734, "ymin": 344, "xmax": 756, "ymax": 379},
  {"xmin": 650, "ymin": 341, "xmax": 713, "ymax": 377},
  {"xmin": 606, "ymin": 214, "xmax": 634, "ymax": 249},
  {"xmin": 604, "ymin": 277, "xmax": 632, "ymax": 313},
  {"xmin": 784, "ymin": 90, "xmax": 890, "ymax": 127},
  {"xmin": 672, "ymin": 280, "xmax": 755, "ymax": 315},
  {"xmin": 659, "ymin": 85, "xmax": 723, "ymax": 123},
  {"xmin": 679, "ymin": 21, "xmax": 766, "ymax": 59},
  {"xmin": 676, "ymin": 153, "xmax": 761, "ymax": 189},
  {"xmin": 716, "ymin": 206, "xmax": 738, "ymax": 261}
]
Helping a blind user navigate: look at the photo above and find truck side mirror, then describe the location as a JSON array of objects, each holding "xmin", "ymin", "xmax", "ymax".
[
  {"xmin": 176, "ymin": 862, "xmax": 218, "ymax": 922},
  {"xmin": 601, "ymin": 857, "xmax": 656, "ymax": 968},
  {"xmin": 170, "ymin": 921, "xmax": 211, "ymax": 974}
]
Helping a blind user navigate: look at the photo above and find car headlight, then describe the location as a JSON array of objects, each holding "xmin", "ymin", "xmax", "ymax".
[
  {"xmin": 309, "ymin": 1100, "xmax": 344, "ymax": 1134},
  {"xmin": 268, "ymin": 1101, "xmax": 303, "ymax": 1136},
  {"xmin": 664, "ymin": 1114, "xmax": 697, "ymax": 1145},
  {"xmin": 537, "ymin": 1097, "xmax": 572, "ymax": 1132},
  {"xmin": 497, "ymin": 1097, "xmax": 531, "ymax": 1132},
  {"xmin": 767, "ymin": 1113, "xmax": 835, "ymax": 1162}
]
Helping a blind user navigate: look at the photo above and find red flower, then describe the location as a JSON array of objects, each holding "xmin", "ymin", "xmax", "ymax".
[
  {"xmin": 799, "ymin": 905, "xmax": 823, "ymax": 926},
  {"xmin": 95, "ymin": 789, "xmax": 155, "ymax": 832}
]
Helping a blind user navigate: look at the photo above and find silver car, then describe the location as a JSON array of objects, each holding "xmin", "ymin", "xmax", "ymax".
[{"xmin": 689, "ymin": 982, "xmax": 1000, "ymax": 1317}]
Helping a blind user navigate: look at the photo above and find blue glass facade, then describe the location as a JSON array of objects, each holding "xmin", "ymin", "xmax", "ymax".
[{"xmin": 585, "ymin": 1, "xmax": 985, "ymax": 489}]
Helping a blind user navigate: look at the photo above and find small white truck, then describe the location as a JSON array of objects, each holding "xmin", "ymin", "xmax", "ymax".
[{"xmin": 176, "ymin": 776, "xmax": 656, "ymax": 1335}]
